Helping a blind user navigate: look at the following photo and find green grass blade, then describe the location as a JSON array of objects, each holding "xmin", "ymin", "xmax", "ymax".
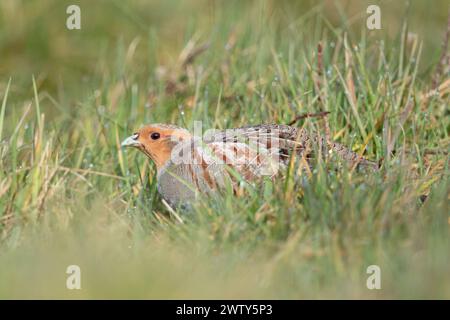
[{"xmin": 0, "ymin": 77, "xmax": 12, "ymax": 143}]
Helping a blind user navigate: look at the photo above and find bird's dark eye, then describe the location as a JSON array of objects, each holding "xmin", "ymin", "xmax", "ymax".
[{"xmin": 150, "ymin": 132, "xmax": 160, "ymax": 140}]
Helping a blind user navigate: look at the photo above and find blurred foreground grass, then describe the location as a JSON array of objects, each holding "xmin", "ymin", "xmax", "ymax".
[{"xmin": 0, "ymin": 0, "xmax": 449, "ymax": 299}]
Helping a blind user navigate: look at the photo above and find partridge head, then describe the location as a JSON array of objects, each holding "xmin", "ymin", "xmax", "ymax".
[{"xmin": 121, "ymin": 124, "xmax": 191, "ymax": 170}]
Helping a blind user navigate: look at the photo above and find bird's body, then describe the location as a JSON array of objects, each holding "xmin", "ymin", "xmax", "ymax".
[{"xmin": 122, "ymin": 123, "xmax": 377, "ymax": 208}]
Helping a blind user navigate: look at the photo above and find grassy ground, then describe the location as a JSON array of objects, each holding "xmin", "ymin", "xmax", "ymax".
[{"xmin": 0, "ymin": 0, "xmax": 449, "ymax": 299}]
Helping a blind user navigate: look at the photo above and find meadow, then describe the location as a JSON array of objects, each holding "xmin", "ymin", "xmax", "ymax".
[{"xmin": 0, "ymin": 0, "xmax": 449, "ymax": 299}]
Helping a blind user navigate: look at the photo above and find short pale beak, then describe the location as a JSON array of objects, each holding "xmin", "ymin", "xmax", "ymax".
[{"xmin": 121, "ymin": 134, "xmax": 141, "ymax": 148}]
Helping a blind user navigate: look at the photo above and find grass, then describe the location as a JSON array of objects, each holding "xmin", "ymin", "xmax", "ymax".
[{"xmin": 0, "ymin": 0, "xmax": 449, "ymax": 299}]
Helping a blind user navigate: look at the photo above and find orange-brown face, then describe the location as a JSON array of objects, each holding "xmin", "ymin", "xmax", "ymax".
[{"xmin": 121, "ymin": 124, "xmax": 191, "ymax": 170}]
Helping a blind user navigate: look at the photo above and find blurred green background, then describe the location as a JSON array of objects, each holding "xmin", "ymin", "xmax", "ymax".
[
  {"xmin": 1, "ymin": 0, "xmax": 448, "ymax": 102},
  {"xmin": 0, "ymin": 0, "xmax": 448, "ymax": 299}
]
